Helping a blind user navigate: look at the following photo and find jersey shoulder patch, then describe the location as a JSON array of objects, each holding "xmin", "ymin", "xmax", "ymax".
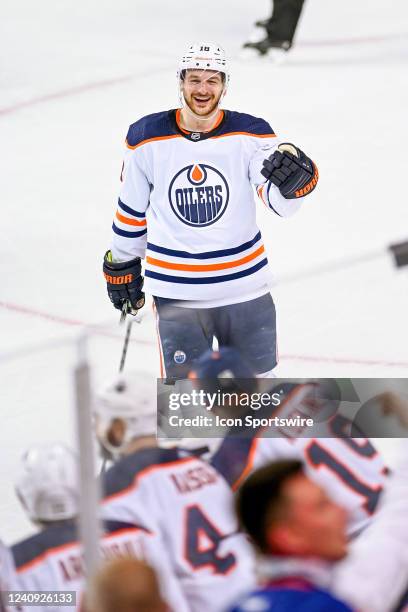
[
  {"xmin": 12, "ymin": 521, "xmax": 78, "ymax": 571},
  {"xmin": 220, "ymin": 111, "xmax": 275, "ymax": 137},
  {"xmin": 126, "ymin": 110, "xmax": 176, "ymax": 149}
]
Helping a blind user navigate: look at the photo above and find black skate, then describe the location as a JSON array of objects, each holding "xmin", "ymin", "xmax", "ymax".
[{"xmin": 243, "ymin": 37, "xmax": 291, "ymax": 56}]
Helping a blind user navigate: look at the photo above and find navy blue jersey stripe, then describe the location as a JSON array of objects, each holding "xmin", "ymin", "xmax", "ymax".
[
  {"xmin": 266, "ymin": 183, "xmax": 283, "ymax": 217},
  {"xmin": 147, "ymin": 232, "xmax": 262, "ymax": 260},
  {"xmin": 112, "ymin": 223, "xmax": 147, "ymax": 238},
  {"xmin": 145, "ymin": 258, "xmax": 268, "ymax": 284},
  {"xmin": 118, "ymin": 198, "xmax": 146, "ymax": 218}
]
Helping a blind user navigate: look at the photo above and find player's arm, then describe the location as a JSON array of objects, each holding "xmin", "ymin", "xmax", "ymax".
[
  {"xmin": 250, "ymin": 140, "xmax": 318, "ymax": 217},
  {"xmin": 103, "ymin": 135, "xmax": 150, "ymax": 315},
  {"xmin": 333, "ymin": 439, "xmax": 408, "ymax": 612}
]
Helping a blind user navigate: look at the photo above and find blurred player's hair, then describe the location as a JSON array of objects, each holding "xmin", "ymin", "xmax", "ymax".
[
  {"xmin": 87, "ymin": 556, "xmax": 166, "ymax": 612},
  {"xmin": 236, "ymin": 459, "xmax": 303, "ymax": 553}
]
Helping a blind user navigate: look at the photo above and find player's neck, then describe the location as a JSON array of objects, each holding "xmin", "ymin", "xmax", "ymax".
[
  {"xmin": 179, "ymin": 107, "xmax": 222, "ymax": 133},
  {"xmin": 123, "ymin": 436, "xmax": 157, "ymax": 454}
]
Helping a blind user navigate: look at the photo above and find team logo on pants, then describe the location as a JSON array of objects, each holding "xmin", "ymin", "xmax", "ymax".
[{"xmin": 168, "ymin": 163, "xmax": 229, "ymax": 227}]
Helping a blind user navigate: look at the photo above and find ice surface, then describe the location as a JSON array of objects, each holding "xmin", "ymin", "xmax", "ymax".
[{"xmin": 1, "ymin": 0, "xmax": 408, "ymax": 543}]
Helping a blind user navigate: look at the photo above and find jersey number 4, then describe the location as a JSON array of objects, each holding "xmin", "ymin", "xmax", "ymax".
[{"xmin": 184, "ymin": 505, "xmax": 236, "ymax": 575}]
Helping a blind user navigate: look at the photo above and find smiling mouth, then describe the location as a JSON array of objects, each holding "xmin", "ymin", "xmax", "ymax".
[{"xmin": 193, "ymin": 97, "xmax": 211, "ymax": 104}]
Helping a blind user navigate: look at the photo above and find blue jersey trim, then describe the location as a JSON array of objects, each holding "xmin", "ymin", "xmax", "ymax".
[
  {"xmin": 145, "ymin": 258, "xmax": 268, "ymax": 284},
  {"xmin": 147, "ymin": 232, "xmax": 262, "ymax": 260},
  {"xmin": 103, "ymin": 447, "xmax": 185, "ymax": 498},
  {"xmin": 126, "ymin": 111, "xmax": 175, "ymax": 148},
  {"xmin": 112, "ymin": 223, "xmax": 147, "ymax": 238},
  {"xmin": 118, "ymin": 198, "xmax": 146, "ymax": 218},
  {"xmin": 218, "ymin": 111, "xmax": 274, "ymax": 137}
]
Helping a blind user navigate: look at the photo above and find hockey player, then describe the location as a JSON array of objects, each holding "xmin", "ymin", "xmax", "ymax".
[
  {"xmin": 188, "ymin": 347, "xmax": 388, "ymax": 536},
  {"xmin": 229, "ymin": 438, "xmax": 408, "ymax": 612},
  {"xmin": 95, "ymin": 370, "xmax": 256, "ymax": 612},
  {"xmin": 103, "ymin": 42, "xmax": 318, "ymax": 380},
  {"xmin": 11, "ymin": 443, "xmax": 186, "ymax": 612}
]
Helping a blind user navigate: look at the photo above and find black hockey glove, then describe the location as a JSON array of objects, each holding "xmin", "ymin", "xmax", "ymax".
[
  {"xmin": 103, "ymin": 251, "xmax": 145, "ymax": 315},
  {"xmin": 261, "ymin": 143, "xmax": 318, "ymax": 199}
]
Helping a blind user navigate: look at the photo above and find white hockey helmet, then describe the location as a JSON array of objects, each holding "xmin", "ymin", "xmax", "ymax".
[
  {"xmin": 177, "ymin": 42, "xmax": 230, "ymax": 88},
  {"xmin": 15, "ymin": 444, "xmax": 79, "ymax": 523},
  {"xmin": 94, "ymin": 370, "xmax": 157, "ymax": 457}
]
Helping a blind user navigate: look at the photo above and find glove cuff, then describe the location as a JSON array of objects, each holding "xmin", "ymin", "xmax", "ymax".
[{"xmin": 103, "ymin": 251, "xmax": 141, "ymax": 271}]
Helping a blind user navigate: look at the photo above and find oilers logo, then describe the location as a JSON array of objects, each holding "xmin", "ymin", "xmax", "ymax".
[{"xmin": 168, "ymin": 163, "xmax": 229, "ymax": 227}]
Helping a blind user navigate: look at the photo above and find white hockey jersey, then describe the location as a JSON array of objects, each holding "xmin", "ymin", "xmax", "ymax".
[
  {"xmin": 110, "ymin": 109, "xmax": 315, "ymax": 302},
  {"xmin": 211, "ymin": 383, "xmax": 388, "ymax": 536},
  {"xmin": 101, "ymin": 446, "xmax": 256, "ymax": 612},
  {"xmin": 0, "ymin": 540, "xmax": 24, "ymax": 612},
  {"xmin": 11, "ymin": 520, "xmax": 186, "ymax": 612}
]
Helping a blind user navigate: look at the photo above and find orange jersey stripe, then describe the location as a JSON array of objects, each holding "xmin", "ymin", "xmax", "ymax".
[
  {"xmin": 126, "ymin": 134, "xmax": 182, "ymax": 150},
  {"xmin": 146, "ymin": 245, "xmax": 265, "ymax": 273},
  {"xmin": 116, "ymin": 211, "xmax": 146, "ymax": 227},
  {"xmin": 213, "ymin": 132, "xmax": 276, "ymax": 140}
]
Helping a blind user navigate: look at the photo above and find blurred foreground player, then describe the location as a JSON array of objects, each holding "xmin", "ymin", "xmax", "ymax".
[
  {"xmin": 95, "ymin": 370, "xmax": 256, "ymax": 612},
  {"xmin": 189, "ymin": 347, "xmax": 388, "ymax": 535},
  {"xmin": 12, "ymin": 444, "xmax": 185, "ymax": 612},
  {"xmin": 244, "ymin": 0, "xmax": 305, "ymax": 56},
  {"xmin": 103, "ymin": 42, "xmax": 318, "ymax": 379},
  {"xmin": 88, "ymin": 557, "xmax": 166, "ymax": 612},
  {"xmin": 230, "ymin": 446, "xmax": 408, "ymax": 612},
  {"xmin": 0, "ymin": 540, "xmax": 23, "ymax": 612}
]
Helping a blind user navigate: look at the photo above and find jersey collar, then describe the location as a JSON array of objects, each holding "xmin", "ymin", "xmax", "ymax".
[{"xmin": 172, "ymin": 109, "xmax": 226, "ymax": 142}]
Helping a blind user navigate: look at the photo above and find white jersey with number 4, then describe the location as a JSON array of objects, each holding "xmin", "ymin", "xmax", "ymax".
[{"xmin": 101, "ymin": 446, "xmax": 256, "ymax": 612}]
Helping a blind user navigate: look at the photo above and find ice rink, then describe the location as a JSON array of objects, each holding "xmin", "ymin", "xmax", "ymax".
[{"xmin": 1, "ymin": 0, "xmax": 408, "ymax": 543}]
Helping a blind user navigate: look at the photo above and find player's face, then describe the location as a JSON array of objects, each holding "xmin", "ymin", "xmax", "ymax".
[
  {"xmin": 267, "ymin": 474, "xmax": 348, "ymax": 561},
  {"xmin": 182, "ymin": 70, "xmax": 224, "ymax": 117}
]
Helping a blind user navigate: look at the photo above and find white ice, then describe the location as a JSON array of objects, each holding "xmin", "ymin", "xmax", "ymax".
[{"xmin": 1, "ymin": 0, "xmax": 408, "ymax": 543}]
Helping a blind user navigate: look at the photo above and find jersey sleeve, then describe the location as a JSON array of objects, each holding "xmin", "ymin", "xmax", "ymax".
[
  {"xmin": 249, "ymin": 135, "xmax": 305, "ymax": 218},
  {"xmin": 333, "ymin": 439, "xmax": 408, "ymax": 612},
  {"xmin": 110, "ymin": 129, "xmax": 150, "ymax": 262}
]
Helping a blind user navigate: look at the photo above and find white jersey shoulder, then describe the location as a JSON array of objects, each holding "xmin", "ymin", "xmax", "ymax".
[{"xmin": 11, "ymin": 520, "xmax": 186, "ymax": 612}]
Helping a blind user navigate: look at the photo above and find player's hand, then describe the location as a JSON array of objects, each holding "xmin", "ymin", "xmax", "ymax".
[
  {"xmin": 261, "ymin": 143, "xmax": 318, "ymax": 199},
  {"xmin": 103, "ymin": 251, "xmax": 145, "ymax": 315}
]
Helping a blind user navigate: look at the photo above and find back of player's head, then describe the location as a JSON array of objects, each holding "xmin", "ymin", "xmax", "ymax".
[
  {"xmin": 236, "ymin": 459, "xmax": 304, "ymax": 553},
  {"xmin": 188, "ymin": 346, "xmax": 257, "ymax": 395},
  {"xmin": 88, "ymin": 556, "xmax": 166, "ymax": 612},
  {"xmin": 15, "ymin": 443, "xmax": 79, "ymax": 523},
  {"xmin": 94, "ymin": 370, "xmax": 156, "ymax": 458}
]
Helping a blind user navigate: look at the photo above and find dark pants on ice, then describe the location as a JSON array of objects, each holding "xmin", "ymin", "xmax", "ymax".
[
  {"xmin": 154, "ymin": 293, "xmax": 277, "ymax": 381},
  {"xmin": 265, "ymin": 0, "xmax": 305, "ymax": 44}
]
